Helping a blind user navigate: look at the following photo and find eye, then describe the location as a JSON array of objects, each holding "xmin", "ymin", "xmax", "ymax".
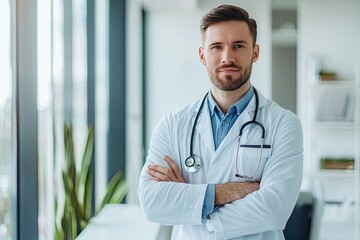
[
  {"xmin": 211, "ymin": 45, "xmax": 222, "ymax": 50},
  {"xmin": 234, "ymin": 44, "xmax": 244, "ymax": 49}
]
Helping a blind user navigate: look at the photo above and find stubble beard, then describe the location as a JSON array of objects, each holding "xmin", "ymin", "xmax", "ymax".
[{"xmin": 208, "ymin": 63, "xmax": 252, "ymax": 91}]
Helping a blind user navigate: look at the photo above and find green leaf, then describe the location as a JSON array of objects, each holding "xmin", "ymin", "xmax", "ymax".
[
  {"xmin": 64, "ymin": 124, "xmax": 76, "ymax": 186},
  {"xmin": 83, "ymin": 173, "xmax": 92, "ymax": 223},
  {"xmin": 63, "ymin": 207, "xmax": 71, "ymax": 240},
  {"xmin": 55, "ymin": 124, "xmax": 128, "ymax": 240},
  {"xmin": 95, "ymin": 171, "xmax": 127, "ymax": 214},
  {"xmin": 77, "ymin": 127, "xmax": 94, "ymax": 208},
  {"xmin": 70, "ymin": 207, "xmax": 77, "ymax": 240},
  {"xmin": 109, "ymin": 180, "xmax": 128, "ymax": 203},
  {"xmin": 62, "ymin": 170, "xmax": 74, "ymax": 194}
]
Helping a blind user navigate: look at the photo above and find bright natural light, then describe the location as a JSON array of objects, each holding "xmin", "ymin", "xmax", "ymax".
[
  {"xmin": 0, "ymin": 1, "xmax": 13, "ymax": 239},
  {"xmin": 37, "ymin": 1, "xmax": 53, "ymax": 240},
  {"xmin": 0, "ymin": 0, "xmax": 11, "ymax": 108},
  {"xmin": 37, "ymin": 0, "xmax": 52, "ymax": 111}
]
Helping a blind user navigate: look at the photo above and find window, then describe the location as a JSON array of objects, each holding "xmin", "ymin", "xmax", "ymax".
[
  {"xmin": 11, "ymin": 0, "xmax": 125, "ymax": 238},
  {"xmin": 0, "ymin": 0, "xmax": 15, "ymax": 239},
  {"xmin": 37, "ymin": 0, "xmax": 88, "ymax": 238}
]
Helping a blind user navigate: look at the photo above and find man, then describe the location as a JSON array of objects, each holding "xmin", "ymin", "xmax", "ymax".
[{"xmin": 138, "ymin": 4, "xmax": 303, "ymax": 240}]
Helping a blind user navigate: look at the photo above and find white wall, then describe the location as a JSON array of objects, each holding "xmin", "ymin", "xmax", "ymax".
[
  {"xmin": 297, "ymin": 1, "xmax": 360, "ymax": 238},
  {"xmin": 146, "ymin": 9, "xmax": 208, "ymax": 137}
]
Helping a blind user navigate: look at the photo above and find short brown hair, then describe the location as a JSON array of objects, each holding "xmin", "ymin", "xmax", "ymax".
[{"xmin": 200, "ymin": 4, "xmax": 257, "ymax": 45}]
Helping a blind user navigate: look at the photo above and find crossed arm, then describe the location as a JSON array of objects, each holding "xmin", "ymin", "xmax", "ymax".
[
  {"xmin": 147, "ymin": 155, "xmax": 259, "ymax": 206},
  {"xmin": 140, "ymin": 113, "xmax": 303, "ymax": 238}
]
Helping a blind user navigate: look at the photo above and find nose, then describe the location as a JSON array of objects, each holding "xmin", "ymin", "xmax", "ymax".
[{"xmin": 221, "ymin": 48, "xmax": 235, "ymax": 64}]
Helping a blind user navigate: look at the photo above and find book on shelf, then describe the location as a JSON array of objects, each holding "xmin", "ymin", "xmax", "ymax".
[
  {"xmin": 319, "ymin": 157, "xmax": 354, "ymax": 170},
  {"xmin": 315, "ymin": 91, "xmax": 354, "ymax": 122},
  {"xmin": 319, "ymin": 70, "xmax": 337, "ymax": 81}
]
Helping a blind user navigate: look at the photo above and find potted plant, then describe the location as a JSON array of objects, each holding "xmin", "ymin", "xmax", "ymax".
[{"xmin": 55, "ymin": 124, "xmax": 128, "ymax": 240}]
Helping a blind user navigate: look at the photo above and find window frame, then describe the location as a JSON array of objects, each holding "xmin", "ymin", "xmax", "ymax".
[{"xmin": 15, "ymin": 0, "xmax": 39, "ymax": 239}]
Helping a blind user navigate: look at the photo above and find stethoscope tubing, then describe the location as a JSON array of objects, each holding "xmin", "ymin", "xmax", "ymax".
[
  {"xmin": 235, "ymin": 89, "xmax": 266, "ymax": 179},
  {"xmin": 186, "ymin": 87, "xmax": 266, "ymax": 178}
]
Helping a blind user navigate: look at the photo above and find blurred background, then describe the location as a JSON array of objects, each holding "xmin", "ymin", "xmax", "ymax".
[{"xmin": 1, "ymin": 0, "xmax": 360, "ymax": 239}]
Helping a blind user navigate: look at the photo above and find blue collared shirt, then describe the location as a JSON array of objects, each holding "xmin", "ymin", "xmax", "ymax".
[{"xmin": 201, "ymin": 86, "xmax": 254, "ymax": 221}]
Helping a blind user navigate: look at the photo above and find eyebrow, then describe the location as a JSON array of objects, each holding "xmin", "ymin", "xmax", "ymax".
[
  {"xmin": 208, "ymin": 40, "xmax": 249, "ymax": 47},
  {"xmin": 233, "ymin": 40, "xmax": 249, "ymax": 45},
  {"xmin": 209, "ymin": 42, "xmax": 222, "ymax": 47}
]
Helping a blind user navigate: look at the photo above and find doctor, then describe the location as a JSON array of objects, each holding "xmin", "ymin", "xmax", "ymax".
[{"xmin": 138, "ymin": 4, "xmax": 303, "ymax": 240}]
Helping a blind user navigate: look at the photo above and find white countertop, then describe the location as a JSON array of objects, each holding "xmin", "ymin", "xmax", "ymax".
[{"xmin": 76, "ymin": 204, "xmax": 162, "ymax": 240}]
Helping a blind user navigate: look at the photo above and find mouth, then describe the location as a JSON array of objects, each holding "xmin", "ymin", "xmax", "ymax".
[{"xmin": 218, "ymin": 67, "xmax": 239, "ymax": 74}]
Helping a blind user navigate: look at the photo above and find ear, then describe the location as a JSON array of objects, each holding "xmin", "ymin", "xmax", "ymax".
[
  {"xmin": 198, "ymin": 47, "xmax": 206, "ymax": 65},
  {"xmin": 252, "ymin": 44, "xmax": 260, "ymax": 62}
]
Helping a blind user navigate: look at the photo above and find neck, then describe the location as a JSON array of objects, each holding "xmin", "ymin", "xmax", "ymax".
[{"xmin": 211, "ymin": 82, "xmax": 251, "ymax": 114}]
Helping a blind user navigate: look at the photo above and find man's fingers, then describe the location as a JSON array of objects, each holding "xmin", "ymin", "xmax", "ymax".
[
  {"xmin": 150, "ymin": 176, "xmax": 162, "ymax": 182},
  {"xmin": 164, "ymin": 155, "xmax": 182, "ymax": 180},
  {"xmin": 147, "ymin": 164, "xmax": 175, "ymax": 180},
  {"xmin": 148, "ymin": 164, "xmax": 173, "ymax": 176},
  {"xmin": 147, "ymin": 168, "xmax": 172, "ymax": 181},
  {"xmin": 147, "ymin": 157, "xmax": 186, "ymax": 183}
]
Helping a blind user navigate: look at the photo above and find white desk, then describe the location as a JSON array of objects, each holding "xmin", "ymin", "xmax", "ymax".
[{"xmin": 76, "ymin": 204, "xmax": 162, "ymax": 240}]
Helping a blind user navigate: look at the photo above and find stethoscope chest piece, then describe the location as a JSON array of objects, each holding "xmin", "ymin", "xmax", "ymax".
[{"xmin": 184, "ymin": 155, "xmax": 201, "ymax": 173}]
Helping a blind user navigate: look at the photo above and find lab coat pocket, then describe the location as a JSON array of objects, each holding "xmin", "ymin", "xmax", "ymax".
[{"xmin": 233, "ymin": 145, "xmax": 271, "ymax": 181}]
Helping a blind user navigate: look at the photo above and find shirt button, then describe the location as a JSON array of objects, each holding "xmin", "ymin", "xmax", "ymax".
[{"xmin": 222, "ymin": 120, "xmax": 227, "ymax": 125}]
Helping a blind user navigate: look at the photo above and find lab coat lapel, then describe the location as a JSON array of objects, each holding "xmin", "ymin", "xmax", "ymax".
[{"xmin": 195, "ymin": 101, "xmax": 215, "ymax": 152}]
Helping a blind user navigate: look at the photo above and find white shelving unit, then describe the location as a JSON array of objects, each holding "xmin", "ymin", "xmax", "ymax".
[
  {"xmin": 305, "ymin": 70, "xmax": 360, "ymax": 240},
  {"xmin": 298, "ymin": 1, "xmax": 360, "ymax": 239}
]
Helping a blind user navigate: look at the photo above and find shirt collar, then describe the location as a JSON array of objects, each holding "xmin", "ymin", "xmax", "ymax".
[{"xmin": 207, "ymin": 85, "xmax": 254, "ymax": 116}]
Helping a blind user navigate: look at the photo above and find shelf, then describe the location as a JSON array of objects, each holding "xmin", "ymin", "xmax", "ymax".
[
  {"xmin": 312, "ymin": 85, "xmax": 355, "ymax": 122},
  {"xmin": 310, "ymin": 80, "xmax": 356, "ymax": 90},
  {"xmin": 318, "ymin": 169, "xmax": 354, "ymax": 178},
  {"xmin": 313, "ymin": 121, "xmax": 355, "ymax": 130},
  {"xmin": 321, "ymin": 202, "xmax": 354, "ymax": 224}
]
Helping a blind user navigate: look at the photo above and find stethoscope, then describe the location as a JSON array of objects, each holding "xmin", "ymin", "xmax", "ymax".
[{"xmin": 184, "ymin": 88, "xmax": 266, "ymax": 179}]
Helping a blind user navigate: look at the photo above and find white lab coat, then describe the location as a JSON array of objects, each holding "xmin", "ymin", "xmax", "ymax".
[{"xmin": 138, "ymin": 89, "xmax": 303, "ymax": 240}]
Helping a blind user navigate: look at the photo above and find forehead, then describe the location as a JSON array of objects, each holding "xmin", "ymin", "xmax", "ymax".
[{"xmin": 202, "ymin": 20, "xmax": 252, "ymax": 45}]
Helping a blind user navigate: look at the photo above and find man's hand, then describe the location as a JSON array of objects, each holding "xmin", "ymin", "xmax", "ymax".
[
  {"xmin": 147, "ymin": 156, "xmax": 258, "ymax": 205},
  {"xmin": 215, "ymin": 182, "xmax": 260, "ymax": 206},
  {"xmin": 147, "ymin": 155, "xmax": 186, "ymax": 183}
]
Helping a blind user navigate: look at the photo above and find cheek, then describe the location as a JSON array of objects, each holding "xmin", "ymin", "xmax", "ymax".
[
  {"xmin": 204, "ymin": 51, "xmax": 221, "ymax": 62},
  {"xmin": 237, "ymin": 52, "xmax": 255, "ymax": 65},
  {"xmin": 205, "ymin": 61, "xmax": 217, "ymax": 73},
  {"xmin": 204, "ymin": 53, "xmax": 219, "ymax": 68}
]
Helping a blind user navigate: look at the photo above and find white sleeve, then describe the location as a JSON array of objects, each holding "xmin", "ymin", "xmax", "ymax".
[
  {"xmin": 138, "ymin": 114, "xmax": 208, "ymax": 225},
  {"xmin": 207, "ymin": 114, "xmax": 304, "ymax": 239}
]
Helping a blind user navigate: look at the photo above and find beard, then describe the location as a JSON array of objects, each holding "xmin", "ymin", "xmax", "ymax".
[{"xmin": 207, "ymin": 62, "xmax": 253, "ymax": 91}]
